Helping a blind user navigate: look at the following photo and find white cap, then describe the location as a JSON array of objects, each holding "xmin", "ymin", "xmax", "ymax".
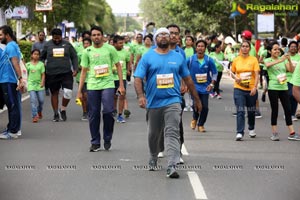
[{"xmin": 154, "ymin": 27, "xmax": 170, "ymax": 40}]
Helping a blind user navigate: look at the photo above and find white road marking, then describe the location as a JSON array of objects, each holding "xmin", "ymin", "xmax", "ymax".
[
  {"xmin": 188, "ymin": 171, "xmax": 208, "ymax": 200},
  {"xmin": 181, "ymin": 143, "xmax": 189, "ymax": 155},
  {"xmin": 0, "ymin": 94, "xmax": 30, "ymax": 114}
]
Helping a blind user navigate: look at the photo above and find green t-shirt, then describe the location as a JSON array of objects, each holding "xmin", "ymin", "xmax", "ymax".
[
  {"xmin": 74, "ymin": 42, "xmax": 84, "ymax": 54},
  {"xmin": 124, "ymin": 42, "xmax": 132, "ymax": 53},
  {"xmin": 288, "ymin": 54, "xmax": 300, "ymax": 82},
  {"xmin": 131, "ymin": 43, "xmax": 144, "ymax": 64},
  {"xmin": 258, "ymin": 49, "xmax": 268, "ymax": 70},
  {"xmin": 184, "ymin": 47, "xmax": 194, "ymax": 58},
  {"xmin": 137, "ymin": 45, "xmax": 151, "ymax": 56},
  {"xmin": 265, "ymin": 57, "xmax": 288, "ymax": 90},
  {"xmin": 209, "ymin": 52, "xmax": 225, "ymax": 72},
  {"xmin": 250, "ymin": 44, "xmax": 256, "ymax": 57},
  {"xmin": 291, "ymin": 62, "xmax": 300, "ymax": 86},
  {"xmin": 113, "ymin": 49, "xmax": 130, "ymax": 80},
  {"xmin": 26, "ymin": 61, "xmax": 45, "ymax": 91},
  {"xmin": 80, "ymin": 43, "xmax": 120, "ymax": 90}
]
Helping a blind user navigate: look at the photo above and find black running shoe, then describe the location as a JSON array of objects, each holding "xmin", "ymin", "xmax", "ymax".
[
  {"xmin": 124, "ymin": 109, "xmax": 131, "ymax": 118},
  {"xmin": 53, "ymin": 113, "xmax": 59, "ymax": 122},
  {"xmin": 90, "ymin": 144, "xmax": 101, "ymax": 152},
  {"xmin": 166, "ymin": 165, "xmax": 179, "ymax": 178},
  {"xmin": 104, "ymin": 141, "xmax": 111, "ymax": 150},
  {"xmin": 148, "ymin": 159, "xmax": 157, "ymax": 171},
  {"xmin": 60, "ymin": 110, "xmax": 67, "ymax": 121}
]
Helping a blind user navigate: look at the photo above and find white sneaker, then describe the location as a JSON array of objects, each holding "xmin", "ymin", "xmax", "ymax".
[
  {"xmin": 179, "ymin": 157, "xmax": 184, "ymax": 164},
  {"xmin": 235, "ymin": 133, "xmax": 243, "ymax": 141},
  {"xmin": 0, "ymin": 131, "xmax": 18, "ymax": 139},
  {"xmin": 183, "ymin": 107, "xmax": 188, "ymax": 112},
  {"xmin": 17, "ymin": 130, "xmax": 22, "ymax": 136},
  {"xmin": 158, "ymin": 152, "xmax": 164, "ymax": 158},
  {"xmin": 249, "ymin": 130, "xmax": 256, "ymax": 138},
  {"xmin": 292, "ymin": 116, "xmax": 298, "ymax": 121}
]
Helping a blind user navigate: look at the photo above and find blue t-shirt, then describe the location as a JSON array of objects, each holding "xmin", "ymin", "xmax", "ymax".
[
  {"xmin": 187, "ymin": 54, "xmax": 217, "ymax": 94},
  {"xmin": 134, "ymin": 48, "xmax": 190, "ymax": 108},
  {"xmin": 0, "ymin": 41, "xmax": 21, "ymax": 83}
]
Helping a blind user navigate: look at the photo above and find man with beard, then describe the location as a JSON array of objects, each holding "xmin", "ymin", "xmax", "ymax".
[
  {"xmin": 41, "ymin": 28, "xmax": 78, "ymax": 122},
  {"xmin": 157, "ymin": 24, "xmax": 187, "ymax": 164},
  {"xmin": 0, "ymin": 25, "xmax": 24, "ymax": 139},
  {"xmin": 134, "ymin": 27, "xmax": 202, "ymax": 178}
]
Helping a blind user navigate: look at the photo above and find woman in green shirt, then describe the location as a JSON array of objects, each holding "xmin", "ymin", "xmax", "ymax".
[{"xmin": 264, "ymin": 41, "xmax": 297, "ymax": 141}]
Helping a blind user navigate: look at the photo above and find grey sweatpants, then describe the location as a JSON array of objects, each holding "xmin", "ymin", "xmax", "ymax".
[{"xmin": 146, "ymin": 103, "xmax": 181, "ymax": 167}]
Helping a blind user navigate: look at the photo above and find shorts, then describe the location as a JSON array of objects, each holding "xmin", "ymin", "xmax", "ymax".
[
  {"xmin": 114, "ymin": 80, "xmax": 127, "ymax": 93},
  {"xmin": 46, "ymin": 72, "xmax": 73, "ymax": 93}
]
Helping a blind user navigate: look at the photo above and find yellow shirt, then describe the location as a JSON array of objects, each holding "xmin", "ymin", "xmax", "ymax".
[{"xmin": 231, "ymin": 55, "xmax": 260, "ymax": 91}]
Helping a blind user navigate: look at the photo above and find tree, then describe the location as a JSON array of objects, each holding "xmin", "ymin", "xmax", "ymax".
[
  {"xmin": 4, "ymin": 0, "xmax": 118, "ymax": 35},
  {"xmin": 115, "ymin": 16, "xmax": 142, "ymax": 33},
  {"xmin": 140, "ymin": 0, "xmax": 300, "ymax": 38}
]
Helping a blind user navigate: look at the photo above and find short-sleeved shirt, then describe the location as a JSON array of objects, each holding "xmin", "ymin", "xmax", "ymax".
[
  {"xmin": 288, "ymin": 54, "xmax": 300, "ymax": 82},
  {"xmin": 80, "ymin": 43, "xmax": 120, "ymax": 90},
  {"xmin": 231, "ymin": 55, "xmax": 260, "ymax": 91},
  {"xmin": 209, "ymin": 52, "xmax": 225, "ymax": 72},
  {"xmin": 134, "ymin": 49, "xmax": 190, "ymax": 108},
  {"xmin": 113, "ymin": 49, "xmax": 130, "ymax": 81},
  {"xmin": 250, "ymin": 44, "xmax": 256, "ymax": 57},
  {"xmin": 137, "ymin": 45, "xmax": 151, "ymax": 57},
  {"xmin": 184, "ymin": 47, "xmax": 194, "ymax": 58},
  {"xmin": 26, "ymin": 61, "xmax": 45, "ymax": 91},
  {"xmin": 188, "ymin": 54, "xmax": 218, "ymax": 94},
  {"xmin": 0, "ymin": 41, "xmax": 21, "ymax": 83},
  {"xmin": 131, "ymin": 43, "xmax": 144, "ymax": 64},
  {"xmin": 291, "ymin": 62, "xmax": 300, "ymax": 86},
  {"xmin": 264, "ymin": 57, "xmax": 288, "ymax": 90}
]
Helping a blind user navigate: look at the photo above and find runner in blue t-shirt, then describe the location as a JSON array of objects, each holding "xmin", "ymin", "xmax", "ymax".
[
  {"xmin": 0, "ymin": 25, "xmax": 24, "ymax": 139},
  {"xmin": 134, "ymin": 27, "xmax": 201, "ymax": 179}
]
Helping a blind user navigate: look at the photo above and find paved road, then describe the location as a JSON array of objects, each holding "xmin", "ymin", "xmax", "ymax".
[{"xmin": 0, "ymin": 76, "xmax": 299, "ymax": 200}]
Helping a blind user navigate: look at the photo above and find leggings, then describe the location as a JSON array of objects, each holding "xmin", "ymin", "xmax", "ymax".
[{"xmin": 268, "ymin": 90, "xmax": 292, "ymax": 126}]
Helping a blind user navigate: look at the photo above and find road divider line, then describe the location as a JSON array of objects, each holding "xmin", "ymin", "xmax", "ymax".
[
  {"xmin": 181, "ymin": 143, "xmax": 189, "ymax": 155},
  {"xmin": 0, "ymin": 94, "xmax": 30, "ymax": 114},
  {"xmin": 188, "ymin": 171, "xmax": 208, "ymax": 200}
]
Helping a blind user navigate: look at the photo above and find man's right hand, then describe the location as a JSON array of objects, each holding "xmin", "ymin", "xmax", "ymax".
[{"xmin": 138, "ymin": 96, "xmax": 146, "ymax": 109}]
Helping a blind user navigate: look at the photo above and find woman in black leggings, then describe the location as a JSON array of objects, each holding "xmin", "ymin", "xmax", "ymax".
[{"xmin": 264, "ymin": 41, "xmax": 296, "ymax": 141}]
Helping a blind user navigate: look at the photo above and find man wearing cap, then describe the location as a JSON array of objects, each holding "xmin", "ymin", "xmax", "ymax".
[{"xmin": 134, "ymin": 27, "xmax": 202, "ymax": 179}]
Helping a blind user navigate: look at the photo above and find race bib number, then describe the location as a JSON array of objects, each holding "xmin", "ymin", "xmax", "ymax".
[
  {"xmin": 195, "ymin": 73, "xmax": 207, "ymax": 83},
  {"xmin": 94, "ymin": 64, "xmax": 109, "ymax": 77},
  {"xmin": 156, "ymin": 73, "xmax": 174, "ymax": 88},
  {"xmin": 239, "ymin": 72, "xmax": 252, "ymax": 88},
  {"xmin": 277, "ymin": 73, "xmax": 287, "ymax": 84},
  {"xmin": 53, "ymin": 48, "xmax": 65, "ymax": 57}
]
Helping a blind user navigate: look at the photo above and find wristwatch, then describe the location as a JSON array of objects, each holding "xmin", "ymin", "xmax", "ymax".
[
  {"xmin": 209, "ymin": 83, "xmax": 214, "ymax": 88},
  {"xmin": 18, "ymin": 76, "xmax": 22, "ymax": 80}
]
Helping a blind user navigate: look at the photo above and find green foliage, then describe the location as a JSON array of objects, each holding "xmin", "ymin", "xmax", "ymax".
[
  {"xmin": 4, "ymin": 0, "xmax": 118, "ymax": 35},
  {"xmin": 18, "ymin": 40, "xmax": 32, "ymax": 62},
  {"xmin": 115, "ymin": 16, "xmax": 142, "ymax": 33},
  {"xmin": 140, "ymin": 0, "xmax": 300, "ymax": 38}
]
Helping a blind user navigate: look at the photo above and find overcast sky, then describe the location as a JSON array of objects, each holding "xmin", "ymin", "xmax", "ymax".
[{"xmin": 106, "ymin": 0, "xmax": 141, "ymax": 13}]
